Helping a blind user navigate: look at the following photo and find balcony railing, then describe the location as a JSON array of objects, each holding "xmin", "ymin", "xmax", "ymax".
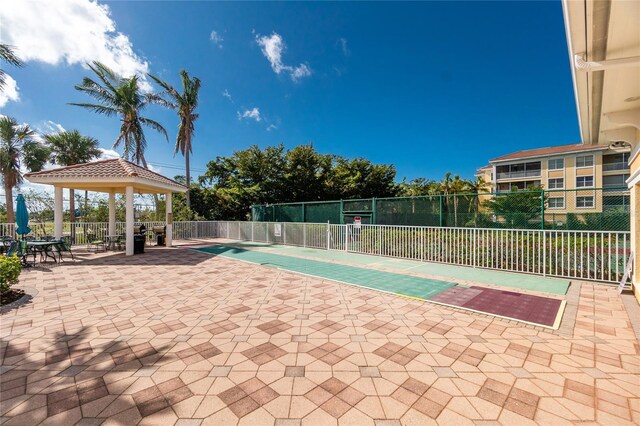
[
  {"xmin": 602, "ymin": 162, "xmax": 630, "ymax": 172},
  {"xmin": 496, "ymin": 170, "xmax": 541, "ymax": 179}
]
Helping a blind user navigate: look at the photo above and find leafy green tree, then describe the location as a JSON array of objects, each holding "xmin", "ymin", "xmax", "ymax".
[
  {"xmin": 0, "ymin": 43, "xmax": 23, "ymax": 92},
  {"xmin": 284, "ymin": 145, "xmax": 333, "ymax": 201},
  {"xmin": 70, "ymin": 61, "xmax": 167, "ymax": 167},
  {"xmin": 45, "ymin": 130, "xmax": 101, "ymax": 233},
  {"xmin": 0, "ymin": 117, "xmax": 50, "ymax": 224},
  {"xmin": 326, "ymin": 157, "xmax": 398, "ymax": 199},
  {"xmin": 148, "ymin": 70, "xmax": 201, "ymax": 208},
  {"xmin": 482, "ymin": 186, "xmax": 547, "ymax": 228}
]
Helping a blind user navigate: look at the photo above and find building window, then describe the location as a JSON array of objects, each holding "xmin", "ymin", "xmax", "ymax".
[
  {"xmin": 548, "ymin": 158, "xmax": 564, "ymax": 170},
  {"xmin": 548, "ymin": 178, "xmax": 564, "ymax": 189},
  {"xmin": 548, "ymin": 197, "xmax": 565, "ymax": 209},
  {"xmin": 576, "ymin": 196, "xmax": 594, "ymax": 208},
  {"xmin": 603, "ymin": 195, "xmax": 630, "ymax": 212},
  {"xmin": 602, "ymin": 153, "xmax": 630, "ymax": 172},
  {"xmin": 576, "ymin": 176, "xmax": 594, "ymax": 188},
  {"xmin": 602, "ymin": 174, "xmax": 630, "ymax": 190},
  {"xmin": 576, "ymin": 155, "xmax": 594, "ymax": 168}
]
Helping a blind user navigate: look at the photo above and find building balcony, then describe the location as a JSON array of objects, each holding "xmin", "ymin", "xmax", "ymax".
[
  {"xmin": 496, "ymin": 170, "xmax": 541, "ymax": 180},
  {"xmin": 602, "ymin": 162, "xmax": 630, "ymax": 172}
]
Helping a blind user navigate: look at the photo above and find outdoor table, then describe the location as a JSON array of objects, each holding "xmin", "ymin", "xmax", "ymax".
[{"xmin": 27, "ymin": 241, "xmax": 61, "ymax": 263}]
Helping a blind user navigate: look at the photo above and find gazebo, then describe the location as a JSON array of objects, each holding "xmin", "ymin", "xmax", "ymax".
[{"xmin": 25, "ymin": 158, "xmax": 188, "ymax": 255}]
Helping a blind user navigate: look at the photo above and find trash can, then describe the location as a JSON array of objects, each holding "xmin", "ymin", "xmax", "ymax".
[
  {"xmin": 134, "ymin": 234, "xmax": 145, "ymax": 254},
  {"xmin": 156, "ymin": 234, "xmax": 165, "ymax": 246}
]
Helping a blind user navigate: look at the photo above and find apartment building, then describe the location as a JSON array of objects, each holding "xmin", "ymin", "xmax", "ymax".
[{"xmin": 476, "ymin": 143, "xmax": 631, "ymax": 214}]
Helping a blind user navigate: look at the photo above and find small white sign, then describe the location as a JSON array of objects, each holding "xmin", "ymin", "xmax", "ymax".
[
  {"xmin": 354, "ymin": 217, "xmax": 362, "ymax": 229},
  {"xmin": 274, "ymin": 223, "xmax": 282, "ymax": 237},
  {"xmin": 617, "ymin": 251, "xmax": 634, "ymax": 294}
]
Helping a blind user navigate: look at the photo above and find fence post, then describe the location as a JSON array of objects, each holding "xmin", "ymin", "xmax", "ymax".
[
  {"xmin": 303, "ymin": 223, "xmax": 306, "ymax": 248},
  {"xmin": 251, "ymin": 221, "xmax": 254, "ymax": 242},
  {"xmin": 340, "ymin": 200, "xmax": 344, "ymax": 224},
  {"xmin": 543, "ymin": 230, "xmax": 547, "ymax": 276},
  {"xmin": 301, "ymin": 203, "xmax": 305, "ymax": 223},
  {"xmin": 540, "ymin": 189, "xmax": 545, "ymax": 230},
  {"xmin": 372, "ymin": 198, "xmax": 377, "ymax": 224},
  {"xmin": 439, "ymin": 195, "xmax": 443, "ymax": 227},
  {"xmin": 283, "ymin": 222, "xmax": 287, "ymax": 245},
  {"xmin": 345, "ymin": 225, "xmax": 349, "ymax": 252},
  {"xmin": 326, "ymin": 221, "xmax": 330, "ymax": 250}
]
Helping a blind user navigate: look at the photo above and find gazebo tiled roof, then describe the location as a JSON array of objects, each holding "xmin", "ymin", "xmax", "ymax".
[{"xmin": 25, "ymin": 158, "xmax": 187, "ymax": 193}]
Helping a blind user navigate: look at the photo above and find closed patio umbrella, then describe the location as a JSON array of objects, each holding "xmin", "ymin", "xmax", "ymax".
[{"xmin": 15, "ymin": 194, "xmax": 31, "ymax": 239}]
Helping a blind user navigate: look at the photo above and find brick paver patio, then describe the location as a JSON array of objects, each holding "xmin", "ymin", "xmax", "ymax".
[{"xmin": 1, "ymin": 244, "xmax": 639, "ymax": 425}]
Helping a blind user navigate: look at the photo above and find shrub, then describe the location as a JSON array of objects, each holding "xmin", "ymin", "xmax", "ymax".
[{"xmin": 0, "ymin": 256, "xmax": 22, "ymax": 294}]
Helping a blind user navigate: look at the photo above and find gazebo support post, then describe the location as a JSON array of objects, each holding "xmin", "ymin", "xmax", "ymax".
[
  {"xmin": 54, "ymin": 186, "xmax": 64, "ymax": 239},
  {"xmin": 125, "ymin": 186, "xmax": 134, "ymax": 256},
  {"xmin": 166, "ymin": 192, "xmax": 173, "ymax": 247},
  {"xmin": 108, "ymin": 192, "xmax": 116, "ymax": 237}
]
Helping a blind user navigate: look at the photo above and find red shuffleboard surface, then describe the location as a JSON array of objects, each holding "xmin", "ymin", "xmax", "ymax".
[{"xmin": 428, "ymin": 286, "xmax": 563, "ymax": 327}]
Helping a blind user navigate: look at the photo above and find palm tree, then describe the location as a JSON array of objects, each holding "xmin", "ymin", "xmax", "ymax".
[
  {"xmin": 148, "ymin": 70, "xmax": 201, "ymax": 208},
  {"xmin": 449, "ymin": 175, "xmax": 467, "ymax": 226},
  {"xmin": 70, "ymin": 61, "xmax": 168, "ymax": 167},
  {"xmin": 0, "ymin": 116, "xmax": 50, "ymax": 224},
  {"xmin": 45, "ymin": 130, "xmax": 101, "ymax": 234},
  {"xmin": 0, "ymin": 43, "xmax": 23, "ymax": 92}
]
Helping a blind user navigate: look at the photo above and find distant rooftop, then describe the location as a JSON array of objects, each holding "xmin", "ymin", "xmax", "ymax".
[{"xmin": 490, "ymin": 143, "xmax": 608, "ymax": 163}]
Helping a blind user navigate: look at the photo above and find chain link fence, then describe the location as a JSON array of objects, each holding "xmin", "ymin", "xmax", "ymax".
[{"xmin": 251, "ymin": 187, "xmax": 630, "ymax": 231}]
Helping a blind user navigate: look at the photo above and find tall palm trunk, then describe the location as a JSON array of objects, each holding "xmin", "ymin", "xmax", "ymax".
[
  {"xmin": 5, "ymin": 182, "xmax": 14, "ymax": 226},
  {"xmin": 185, "ymin": 150, "xmax": 191, "ymax": 209}
]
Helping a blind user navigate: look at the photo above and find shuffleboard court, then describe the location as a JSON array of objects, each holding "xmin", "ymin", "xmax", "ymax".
[
  {"xmin": 218, "ymin": 241, "xmax": 571, "ymax": 295},
  {"xmin": 195, "ymin": 244, "xmax": 566, "ymax": 328},
  {"xmin": 195, "ymin": 245, "xmax": 456, "ymax": 300}
]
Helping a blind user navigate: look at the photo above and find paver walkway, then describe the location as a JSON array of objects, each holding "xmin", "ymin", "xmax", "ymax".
[{"xmin": 1, "ymin": 245, "xmax": 638, "ymax": 425}]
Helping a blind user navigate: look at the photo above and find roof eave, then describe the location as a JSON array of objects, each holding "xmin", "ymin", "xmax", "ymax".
[
  {"xmin": 490, "ymin": 146, "xmax": 609, "ymax": 164},
  {"xmin": 25, "ymin": 175, "xmax": 188, "ymax": 193}
]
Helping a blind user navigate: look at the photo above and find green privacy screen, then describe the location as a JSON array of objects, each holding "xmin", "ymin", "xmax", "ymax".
[{"xmin": 249, "ymin": 187, "xmax": 630, "ymax": 231}]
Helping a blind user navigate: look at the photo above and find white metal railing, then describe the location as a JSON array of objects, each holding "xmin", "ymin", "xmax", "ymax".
[
  {"xmin": 1, "ymin": 220, "xmax": 631, "ymax": 283},
  {"xmin": 602, "ymin": 161, "xmax": 630, "ymax": 172},
  {"xmin": 201, "ymin": 221, "xmax": 631, "ymax": 283}
]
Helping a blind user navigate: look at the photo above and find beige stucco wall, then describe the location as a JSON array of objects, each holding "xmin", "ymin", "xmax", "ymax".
[{"xmin": 629, "ymin": 150, "xmax": 639, "ymax": 303}]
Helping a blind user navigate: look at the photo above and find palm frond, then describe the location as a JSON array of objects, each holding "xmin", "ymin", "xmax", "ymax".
[
  {"xmin": 140, "ymin": 117, "xmax": 168, "ymax": 141},
  {"xmin": 68, "ymin": 103, "xmax": 119, "ymax": 117}
]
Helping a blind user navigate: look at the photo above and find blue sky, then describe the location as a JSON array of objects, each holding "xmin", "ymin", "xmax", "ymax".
[{"xmin": 1, "ymin": 0, "xmax": 579, "ymax": 182}]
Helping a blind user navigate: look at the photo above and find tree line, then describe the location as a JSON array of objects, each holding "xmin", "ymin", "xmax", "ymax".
[{"xmin": 178, "ymin": 144, "xmax": 489, "ymax": 221}]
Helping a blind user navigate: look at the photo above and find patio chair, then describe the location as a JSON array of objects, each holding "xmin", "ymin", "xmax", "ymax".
[
  {"xmin": 4, "ymin": 241, "xmax": 18, "ymax": 257},
  {"xmin": 86, "ymin": 230, "xmax": 105, "ymax": 252},
  {"xmin": 54, "ymin": 237, "xmax": 75, "ymax": 262},
  {"xmin": 17, "ymin": 240, "xmax": 36, "ymax": 267}
]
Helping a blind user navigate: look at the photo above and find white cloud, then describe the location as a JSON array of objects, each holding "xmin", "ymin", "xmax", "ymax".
[
  {"xmin": 43, "ymin": 121, "xmax": 66, "ymax": 134},
  {"xmin": 256, "ymin": 32, "xmax": 312, "ymax": 81},
  {"xmin": 291, "ymin": 64, "xmax": 311, "ymax": 81},
  {"xmin": 0, "ymin": 75, "xmax": 20, "ymax": 107},
  {"xmin": 237, "ymin": 107, "xmax": 261, "ymax": 122},
  {"xmin": 266, "ymin": 124, "xmax": 277, "ymax": 131},
  {"xmin": 0, "ymin": 0, "xmax": 153, "ymax": 91},
  {"xmin": 98, "ymin": 148, "xmax": 120, "ymax": 160},
  {"xmin": 222, "ymin": 89, "xmax": 233, "ymax": 101},
  {"xmin": 210, "ymin": 30, "xmax": 224, "ymax": 48},
  {"xmin": 338, "ymin": 37, "xmax": 350, "ymax": 57}
]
